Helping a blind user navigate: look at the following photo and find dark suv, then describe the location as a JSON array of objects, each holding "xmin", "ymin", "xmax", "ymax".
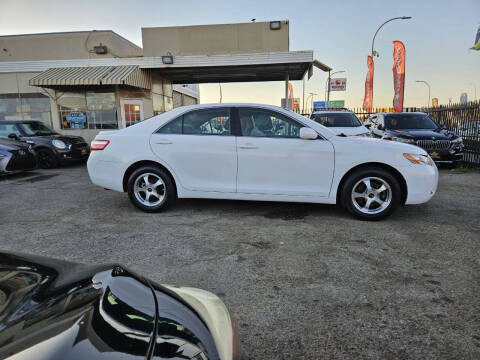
[
  {"xmin": 0, "ymin": 121, "xmax": 90, "ymax": 168},
  {"xmin": 366, "ymin": 112, "xmax": 464, "ymax": 164}
]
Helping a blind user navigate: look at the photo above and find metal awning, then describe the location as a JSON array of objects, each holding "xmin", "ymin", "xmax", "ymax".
[{"xmin": 29, "ymin": 65, "xmax": 151, "ymax": 89}]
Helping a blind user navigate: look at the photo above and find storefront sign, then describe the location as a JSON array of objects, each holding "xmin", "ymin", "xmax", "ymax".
[
  {"xmin": 313, "ymin": 101, "xmax": 326, "ymax": 110},
  {"xmin": 66, "ymin": 111, "xmax": 87, "ymax": 129},
  {"xmin": 329, "ymin": 78, "xmax": 347, "ymax": 91}
]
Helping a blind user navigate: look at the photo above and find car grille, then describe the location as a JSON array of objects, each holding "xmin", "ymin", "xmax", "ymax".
[
  {"xmin": 5, "ymin": 150, "xmax": 37, "ymax": 171},
  {"xmin": 415, "ymin": 139, "xmax": 451, "ymax": 151},
  {"xmin": 68, "ymin": 138, "xmax": 86, "ymax": 145}
]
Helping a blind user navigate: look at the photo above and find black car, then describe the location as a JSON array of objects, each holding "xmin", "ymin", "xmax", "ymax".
[
  {"xmin": 366, "ymin": 112, "xmax": 464, "ymax": 164},
  {"xmin": 0, "ymin": 121, "xmax": 90, "ymax": 169},
  {"xmin": 0, "ymin": 137, "xmax": 37, "ymax": 175},
  {"xmin": 0, "ymin": 251, "xmax": 244, "ymax": 360}
]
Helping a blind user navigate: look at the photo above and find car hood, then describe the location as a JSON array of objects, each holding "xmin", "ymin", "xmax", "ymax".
[
  {"xmin": 329, "ymin": 126, "xmax": 369, "ymax": 136},
  {"xmin": 386, "ymin": 129, "xmax": 457, "ymax": 140},
  {"xmin": 334, "ymin": 135, "xmax": 426, "ymax": 155},
  {"xmin": 0, "ymin": 252, "xmax": 219, "ymax": 360},
  {"xmin": 23, "ymin": 134, "xmax": 86, "ymax": 143},
  {"xmin": 0, "ymin": 138, "xmax": 31, "ymax": 151}
]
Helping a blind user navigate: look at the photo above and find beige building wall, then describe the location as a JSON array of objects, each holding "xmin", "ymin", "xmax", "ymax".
[
  {"xmin": 142, "ymin": 21, "xmax": 289, "ymax": 56},
  {"xmin": 0, "ymin": 31, "xmax": 142, "ymax": 62}
]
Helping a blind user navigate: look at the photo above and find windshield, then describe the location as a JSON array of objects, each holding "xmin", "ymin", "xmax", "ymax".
[
  {"xmin": 311, "ymin": 112, "xmax": 361, "ymax": 127},
  {"xmin": 20, "ymin": 122, "xmax": 58, "ymax": 136},
  {"xmin": 384, "ymin": 114, "xmax": 439, "ymax": 130}
]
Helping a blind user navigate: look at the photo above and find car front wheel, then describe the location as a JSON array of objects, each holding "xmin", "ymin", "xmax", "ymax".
[
  {"xmin": 341, "ymin": 167, "xmax": 401, "ymax": 221},
  {"xmin": 127, "ymin": 166, "xmax": 175, "ymax": 212}
]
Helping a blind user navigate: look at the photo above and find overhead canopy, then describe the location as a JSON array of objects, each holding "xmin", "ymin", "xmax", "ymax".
[{"xmin": 29, "ymin": 65, "xmax": 151, "ymax": 89}]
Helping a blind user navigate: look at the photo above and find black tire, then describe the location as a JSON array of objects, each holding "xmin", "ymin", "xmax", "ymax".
[
  {"xmin": 340, "ymin": 167, "xmax": 402, "ymax": 221},
  {"xmin": 37, "ymin": 149, "xmax": 58, "ymax": 169},
  {"xmin": 127, "ymin": 166, "xmax": 175, "ymax": 212}
]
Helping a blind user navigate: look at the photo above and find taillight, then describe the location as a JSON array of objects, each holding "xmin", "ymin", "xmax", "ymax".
[{"xmin": 91, "ymin": 139, "xmax": 110, "ymax": 151}]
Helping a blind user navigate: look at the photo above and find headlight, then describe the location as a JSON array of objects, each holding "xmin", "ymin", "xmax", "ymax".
[
  {"xmin": 403, "ymin": 153, "xmax": 433, "ymax": 165},
  {"xmin": 52, "ymin": 139, "xmax": 67, "ymax": 149},
  {"xmin": 451, "ymin": 137, "xmax": 463, "ymax": 144},
  {"xmin": 392, "ymin": 137, "xmax": 415, "ymax": 144}
]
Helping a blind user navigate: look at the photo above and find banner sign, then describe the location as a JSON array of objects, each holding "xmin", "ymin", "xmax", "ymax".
[
  {"xmin": 363, "ymin": 56, "xmax": 374, "ymax": 112},
  {"xmin": 329, "ymin": 78, "xmax": 347, "ymax": 91},
  {"xmin": 392, "ymin": 41, "xmax": 405, "ymax": 112},
  {"xmin": 471, "ymin": 25, "xmax": 480, "ymax": 50}
]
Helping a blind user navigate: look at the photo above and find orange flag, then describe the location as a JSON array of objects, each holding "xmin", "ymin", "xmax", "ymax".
[
  {"xmin": 363, "ymin": 56, "xmax": 374, "ymax": 112},
  {"xmin": 392, "ymin": 41, "xmax": 405, "ymax": 112}
]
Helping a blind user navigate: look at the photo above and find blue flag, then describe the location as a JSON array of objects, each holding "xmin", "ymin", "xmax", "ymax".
[{"xmin": 471, "ymin": 25, "xmax": 480, "ymax": 50}]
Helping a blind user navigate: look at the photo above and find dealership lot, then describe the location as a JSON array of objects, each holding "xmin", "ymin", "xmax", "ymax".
[{"xmin": 1, "ymin": 165, "xmax": 479, "ymax": 359}]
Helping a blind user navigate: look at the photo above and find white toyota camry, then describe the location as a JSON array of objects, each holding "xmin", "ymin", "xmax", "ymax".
[{"xmin": 87, "ymin": 103, "xmax": 438, "ymax": 220}]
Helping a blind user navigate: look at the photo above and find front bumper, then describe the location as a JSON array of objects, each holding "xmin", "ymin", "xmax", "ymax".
[
  {"xmin": 402, "ymin": 162, "xmax": 439, "ymax": 205},
  {"xmin": 0, "ymin": 150, "xmax": 38, "ymax": 174},
  {"xmin": 55, "ymin": 145, "xmax": 90, "ymax": 164}
]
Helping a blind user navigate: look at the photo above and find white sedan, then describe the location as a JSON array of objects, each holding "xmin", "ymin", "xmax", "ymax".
[{"xmin": 87, "ymin": 103, "xmax": 438, "ymax": 220}]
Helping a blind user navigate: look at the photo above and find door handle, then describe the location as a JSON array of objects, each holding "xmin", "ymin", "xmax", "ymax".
[
  {"xmin": 155, "ymin": 140, "xmax": 172, "ymax": 145},
  {"xmin": 239, "ymin": 145, "xmax": 258, "ymax": 149}
]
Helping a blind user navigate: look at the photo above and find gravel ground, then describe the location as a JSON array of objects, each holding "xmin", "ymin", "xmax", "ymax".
[{"xmin": 0, "ymin": 165, "xmax": 479, "ymax": 359}]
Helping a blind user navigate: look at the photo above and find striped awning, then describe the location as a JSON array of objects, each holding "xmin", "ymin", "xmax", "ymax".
[{"xmin": 29, "ymin": 65, "xmax": 151, "ymax": 89}]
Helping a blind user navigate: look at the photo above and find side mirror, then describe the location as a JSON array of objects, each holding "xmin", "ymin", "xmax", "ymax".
[
  {"xmin": 364, "ymin": 123, "xmax": 371, "ymax": 129},
  {"xmin": 377, "ymin": 124, "xmax": 384, "ymax": 130},
  {"xmin": 8, "ymin": 133, "xmax": 20, "ymax": 140},
  {"xmin": 299, "ymin": 127, "xmax": 318, "ymax": 140}
]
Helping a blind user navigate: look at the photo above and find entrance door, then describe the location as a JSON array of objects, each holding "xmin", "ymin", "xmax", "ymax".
[{"xmin": 120, "ymin": 99, "xmax": 144, "ymax": 128}]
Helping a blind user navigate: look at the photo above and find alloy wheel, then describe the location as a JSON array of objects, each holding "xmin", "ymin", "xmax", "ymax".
[
  {"xmin": 133, "ymin": 173, "xmax": 166, "ymax": 207},
  {"xmin": 351, "ymin": 177, "xmax": 392, "ymax": 215}
]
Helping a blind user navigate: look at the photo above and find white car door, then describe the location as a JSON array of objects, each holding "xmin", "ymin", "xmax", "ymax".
[
  {"xmin": 150, "ymin": 108, "xmax": 237, "ymax": 193},
  {"xmin": 236, "ymin": 108, "xmax": 334, "ymax": 197}
]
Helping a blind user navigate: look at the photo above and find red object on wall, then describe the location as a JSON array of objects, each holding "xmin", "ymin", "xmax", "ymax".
[
  {"xmin": 363, "ymin": 56, "xmax": 374, "ymax": 112},
  {"xmin": 392, "ymin": 41, "xmax": 405, "ymax": 112}
]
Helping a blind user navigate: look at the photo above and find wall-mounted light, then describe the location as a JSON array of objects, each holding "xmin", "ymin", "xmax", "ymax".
[
  {"xmin": 93, "ymin": 45, "xmax": 108, "ymax": 54},
  {"xmin": 270, "ymin": 21, "xmax": 281, "ymax": 30},
  {"xmin": 162, "ymin": 52, "xmax": 173, "ymax": 64}
]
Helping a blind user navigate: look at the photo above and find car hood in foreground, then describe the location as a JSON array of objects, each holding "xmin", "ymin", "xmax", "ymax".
[{"xmin": 0, "ymin": 252, "xmax": 220, "ymax": 360}]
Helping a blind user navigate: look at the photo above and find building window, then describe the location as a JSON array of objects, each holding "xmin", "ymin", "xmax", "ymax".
[
  {"xmin": 0, "ymin": 93, "xmax": 51, "ymax": 126},
  {"xmin": 152, "ymin": 73, "xmax": 173, "ymax": 115},
  {"xmin": 123, "ymin": 103, "xmax": 142, "ymax": 127},
  {"xmin": 57, "ymin": 91, "xmax": 117, "ymax": 129}
]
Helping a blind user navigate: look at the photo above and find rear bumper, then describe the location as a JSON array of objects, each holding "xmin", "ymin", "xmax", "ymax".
[
  {"xmin": 87, "ymin": 153, "xmax": 124, "ymax": 191},
  {"xmin": 403, "ymin": 163, "xmax": 438, "ymax": 205}
]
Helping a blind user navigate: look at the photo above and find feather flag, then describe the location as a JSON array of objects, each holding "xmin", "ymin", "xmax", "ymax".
[{"xmin": 471, "ymin": 25, "xmax": 480, "ymax": 50}]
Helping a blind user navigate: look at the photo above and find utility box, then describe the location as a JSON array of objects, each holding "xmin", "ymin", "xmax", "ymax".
[{"xmin": 142, "ymin": 21, "xmax": 289, "ymax": 57}]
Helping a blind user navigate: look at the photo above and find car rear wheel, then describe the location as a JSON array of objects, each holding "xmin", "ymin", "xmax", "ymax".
[
  {"xmin": 37, "ymin": 149, "xmax": 58, "ymax": 169},
  {"xmin": 341, "ymin": 167, "xmax": 401, "ymax": 221},
  {"xmin": 127, "ymin": 166, "xmax": 175, "ymax": 212}
]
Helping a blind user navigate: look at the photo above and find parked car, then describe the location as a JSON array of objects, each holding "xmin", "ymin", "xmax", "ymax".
[
  {"xmin": 87, "ymin": 104, "xmax": 438, "ymax": 220},
  {"xmin": 365, "ymin": 112, "xmax": 464, "ymax": 165},
  {"xmin": 0, "ymin": 137, "xmax": 37, "ymax": 175},
  {"xmin": 0, "ymin": 120, "xmax": 90, "ymax": 169},
  {"xmin": 309, "ymin": 109, "xmax": 369, "ymax": 136},
  {"xmin": 0, "ymin": 251, "xmax": 244, "ymax": 360}
]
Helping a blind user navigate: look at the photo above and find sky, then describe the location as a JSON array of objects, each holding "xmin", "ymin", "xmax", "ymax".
[{"xmin": 0, "ymin": 0, "xmax": 479, "ymax": 109}]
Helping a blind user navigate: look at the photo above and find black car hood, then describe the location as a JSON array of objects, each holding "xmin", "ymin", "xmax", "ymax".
[
  {"xmin": 0, "ymin": 138, "xmax": 31, "ymax": 151},
  {"xmin": 387, "ymin": 129, "xmax": 457, "ymax": 140},
  {"xmin": 23, "ymin": 134, "xmax": 86, "ymax": 143},
  {"xmin": 0, "ymin": 252, "xmax": 219, "ymax": 360}
]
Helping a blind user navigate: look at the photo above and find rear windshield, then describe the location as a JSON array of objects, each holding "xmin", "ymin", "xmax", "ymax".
[
  {"xmin": 310, "ymin": 113, "xmax": 361, "ymax": 127},
  {"xmin": 384, "ymin": 114, "xmax": 439, "ymax": 130}
]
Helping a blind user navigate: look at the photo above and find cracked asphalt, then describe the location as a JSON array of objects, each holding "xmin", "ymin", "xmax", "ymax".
[{"xmin": 0, "ymin": 165, "xmax": 479, "ymax": 359}]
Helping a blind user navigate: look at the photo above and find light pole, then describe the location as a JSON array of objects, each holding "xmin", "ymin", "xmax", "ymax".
[
  {"xmin": 369, "ymin": 16, "xmax": 412, "ymax": 108},
  {"xmin": 416, "ymin": 80, "xmax": 431, "ymax": 108},
  {"xmin": 306, "ymin": 92, "xmax": 317, "ymax": 113},
  {"xmin": 325, "ymin": 70, "xmax": 345, "ymax": 102}
]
